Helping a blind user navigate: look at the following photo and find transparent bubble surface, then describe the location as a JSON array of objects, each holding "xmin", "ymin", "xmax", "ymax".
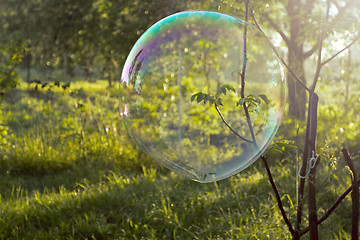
[{"xmin": 120, "ymin": 11, "xmax": 285, "ymax": 183}]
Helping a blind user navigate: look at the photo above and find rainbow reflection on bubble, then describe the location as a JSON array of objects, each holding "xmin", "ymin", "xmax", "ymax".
[{"xmin": 120, "ymin": 11, "xmax": 285, "ymax": 183}]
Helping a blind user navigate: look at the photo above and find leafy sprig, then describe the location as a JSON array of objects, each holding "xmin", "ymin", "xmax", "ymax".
[
  {"xmin": 190, "ymin": 84, "xmax": 270, "ymax": 145},
  {"xmin": 190, "ymin": 84, "xmax": 236, "ymax": 106},
  {"xmin": 191, "ymin": 84, "xmax": 270, "ymax": 110}
]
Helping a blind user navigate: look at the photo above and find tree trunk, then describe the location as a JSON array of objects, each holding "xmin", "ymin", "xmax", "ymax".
[
  {"xmin": 63, "ymin": 51, "xmax": 75, "ymax": 77},
  {"xmin": 287, "ymin": 45, "xmax": 306, "ymax": 120},
  {"xmin": 26, "ymin": 51, "xmax": 32, "ymax": 86},
  {"xmin": 287, "ymin": 0, "xmax": 307, "ymax": 120},
  {"xmin": 84, "ymin": 59, "xmax": 92, "ymax": 81},
  {"xmin": 107, "ymin": 75, "xmax": 113, "ymax": 87}
]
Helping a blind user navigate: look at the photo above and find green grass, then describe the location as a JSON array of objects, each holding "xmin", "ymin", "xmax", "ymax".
[
  {"xmin": 0, "ymin": 162, "xmax": 354, "ymax": 239},
  {"xmin": 0, "ymin": 165, "xmax": 293, "ymax": 239},
  {"xmin": 0, "ymin": 79, "xmax": 359, "ymax": 239}
]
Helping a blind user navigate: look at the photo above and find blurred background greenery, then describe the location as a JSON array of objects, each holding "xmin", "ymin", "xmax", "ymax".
[{"xmin": 0, "ymin": 0, "xmax": 360, "ymax": 239}]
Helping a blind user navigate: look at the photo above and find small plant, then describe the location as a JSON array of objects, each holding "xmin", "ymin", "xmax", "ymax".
[
  {"xmin": 0, "ymin": 38, "xmax": 27, "ymax": 90},
  {"xmin": 191, "ymin": 84, "xmax": 270, "ymax": 145}
]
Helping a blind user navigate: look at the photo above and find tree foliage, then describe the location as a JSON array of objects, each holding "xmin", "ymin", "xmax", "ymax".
[
  {"xmin": 255, "ymin": 0, "xmax": 360, "ymax": 119},
  {"xmin": 0, "ymin": 0, "xmax": 207, "ymax": 86}
]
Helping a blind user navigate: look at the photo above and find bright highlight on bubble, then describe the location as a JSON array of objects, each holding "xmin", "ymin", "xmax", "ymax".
[{"xmin": 120, "ymin": 11, "xmax": 285, "ymax": 183}]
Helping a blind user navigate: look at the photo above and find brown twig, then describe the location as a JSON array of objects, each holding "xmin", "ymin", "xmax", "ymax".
[
  {"xmin": 342, "ymin": 148, "xmax": 359, "ymax": 240},
  {"xmin": 240, "ymin": 0, "xmax": 257, "ymax": 145},
  {"xmin": 240, "ymin": 0, "xmax": 249, "ymax": 99},
  {"xmin": 262, "ymin": 12, "xmax": 290, "ymax": 46},
  {"xmin": 214, "ymin": 104, "xmax": 252, "ymax": 144},
  {"xmin": 300, "ymin": 176, "xmax": 360, "ymax": 237},
  {"xmin": 251, "ymin": 12, "xmax": 310, "ymax": 93},
  {"xmin": 321, "ymin": 36, "xmax": 360, "ymax": 67},
  {"xmin": 310, "ymin": 0, "xmax": 330, "ymax": 92},
  {"xmin": 261, "ymin": 156, "xmax": 294, "ymax": 235}
]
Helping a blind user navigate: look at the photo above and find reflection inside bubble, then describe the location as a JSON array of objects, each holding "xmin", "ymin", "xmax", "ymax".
[{"xmin": 120, "ymin": 11, "xmax": 285, "ymax": 182}]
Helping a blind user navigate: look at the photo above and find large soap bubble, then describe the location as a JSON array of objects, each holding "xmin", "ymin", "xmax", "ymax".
[{"xmin": 120, "ymin": 11, "xmax": 285, "ymax": 182}]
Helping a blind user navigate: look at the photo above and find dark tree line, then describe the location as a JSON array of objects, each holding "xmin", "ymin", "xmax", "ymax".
[
  {"xmin": 0, "ymin": 0, "xmax": 359, "ymax": 117},
  {"xmin": 0, "ymin": 0, "xmax": 207, "ymax": 87}
]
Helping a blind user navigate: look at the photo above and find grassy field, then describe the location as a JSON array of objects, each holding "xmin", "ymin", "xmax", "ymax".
[{"xmin": 0, "ymin": 79, "xmax": 358, "ymax": 239}]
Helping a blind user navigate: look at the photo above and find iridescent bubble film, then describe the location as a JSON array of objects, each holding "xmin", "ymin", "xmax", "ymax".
[{"xmin": 120, "ymin": 11, "xmax": 285, "ymax": 182}]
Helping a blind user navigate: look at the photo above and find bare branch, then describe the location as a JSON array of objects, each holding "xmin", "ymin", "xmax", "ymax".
[
  {"xmin": 303, "ymin": 40, "xmax": 320, "ymax": 59},
  {"xmin": 304, "ymin": 0, "xmax": 316, "ymax": 14},
  {"xmin": 300, "ymin": 176, "xmax": 360, "ymax": 237},
  {"xmin": 328, "ymin": 1, "xmax": 354, "ymax": 27},
  {"xmin": 332, "ymin": 0, "xmax": 341, "ymax": 10},
  {"xmin": 251, "ymin": 13, "xmax": 310, "ymax": 93},
  {"xmin": 214, "ymin": 104, "xmax": 253, "ymax": 144},
  {"xmin": 342, "ymin": 148, "xmax": 359, "ymax": 240},
  {"xmin": 263, "ymin": 12, "xmax": 289, "ymax": 46},
  {"xmin": 305, "ymin": 0, "xmax": 355, "ymax": 61},
  {"xmin": 343, "ymin": 148, "xmax": 357, "ymax": 180},
  {"xmin": 241, "ymin": 0, "xmax": 257, "ymax": 145},
  {"xmin": 310, "ymin": 0, "xmax": 331, "ymax": 92},
  {"xmin": 261, "ymin": 156, "xmax": 295, "ymax": 235},
  {"xmin": 321, "ymin": 36, "xmax": 360, "ymax": 67},
  {"xmin": 240, "ymin": 0, "xmax": 249, "ymax": 99}
]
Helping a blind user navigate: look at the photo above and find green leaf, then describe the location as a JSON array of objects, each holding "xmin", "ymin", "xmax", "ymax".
[
  {"xmin": 41, "ymin": 82, "xmax": 48, "ymax": 88},
  {"xmin": 219, "ymin": 86, "xmax": 226, "ymax": 95},
  {"xmin": 32, "ymin": 79, "xmax": 41, "ymax": 84},
  {"xmin": 223, "ymin": 84, "xmax": 236, "ymax": 93},
  {"xmin": 204, "ymin": 94, "xmax": 210, "ymax": 103},
  {"xmin": 247, "ymin": 97, "xmax": 259, "ymax": 105},
  {"xmin": 191, "ymin": 92, "xmax": 201, "ymax": 102},
  {"xmin": 237, "ymin": 98, "xmax": 245, "ymax": 106},
  {"xmin": 62, "ymin": 82, "xmax": 71, "ymax": 89},
  {"xmin": 197, "ymin": 93, "xmax": 204, "ymax": 103},
  {"xmin": 258, "ymin": 94, "xmax": 270, "ymax": 105},
  {"xmin": 216, "ymin": 98, "xmax": 223, "ymax": 106},
  {"xmin": 191, "ymin": 94, "xmax": 196, "ymax": 102}
]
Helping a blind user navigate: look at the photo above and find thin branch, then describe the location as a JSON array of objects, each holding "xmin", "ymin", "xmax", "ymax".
[
  {"xmin": 213, "ymin": 0, "xmax": 255, "ymax": 146},
  {"xmin": 321, "ymin": 36, "xmax": 360, "ymax": 67},
  {"xmin": 342, "ymin": 148, "xmax": 357, "ymax": 185},
  {"xmin": 310, "ymin": 0, "xmax": 330, "ymax": 94},
  {"xmin": 304, "ymin": 0, "xmax": 316, "ymax": 15},
  {"xmin": 240, "ymin": 0, "xmax": 249, "ymax": 99},
  {"xmin": 4, "ymin": 64, "xmax": 18, "ymax": 82},
  {"xmin": 328, "ymin": 1, "xmax": 353, "ymax": 28},
  {"xmin": 306, "ymin": 0, "xmax": 354, "ymax": 62},
  {"xmin": 281, "ymin": 59, "xmax": 310, "ymax": 93},
  {"xmin": 241, "ymin": 100, "xmax": 256, "ymax": 144},
  {"xmin": 241, "ymin": 0, "xmax": 257, "ymax": 145},
  {"xmin": 300, "ymin": 176, "xmax": 360, "ymax": 236},
  {"xmin": 304, "ymin": 40, "xmax": 320, "ymax": 59},
  {"xmin": 261, "ymin": 156, "xmax": 295, "ymax": 235},
  {"xmin": 342, "ymin": 148, "xmax": 359, "ymax": 240},
  {"xmin": 263, "ymin": 12, "xmax": 290, "ymax": 46},
  {"xmin": 214, "ymin": 104, "xmax": 253, "ymax": 144},
  {"xmin": 251, "ymin": 13, "xmax": 310, "ymax": 93}
]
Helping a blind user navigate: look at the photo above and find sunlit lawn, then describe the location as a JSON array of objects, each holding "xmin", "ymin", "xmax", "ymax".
[{"xmin": 0, "ymin": 79, "xmax": 357, "ymax": 239}]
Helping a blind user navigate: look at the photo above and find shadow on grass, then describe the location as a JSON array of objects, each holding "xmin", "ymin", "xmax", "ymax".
[{"xmin": 0, "ymin": 163, "xmax": 295, "ymax": 239}]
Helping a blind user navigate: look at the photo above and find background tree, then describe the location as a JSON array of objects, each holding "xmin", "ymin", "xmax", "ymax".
[{"xmin": 257, "ymin": 0, "xmax": 360, "ymax": 119}]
